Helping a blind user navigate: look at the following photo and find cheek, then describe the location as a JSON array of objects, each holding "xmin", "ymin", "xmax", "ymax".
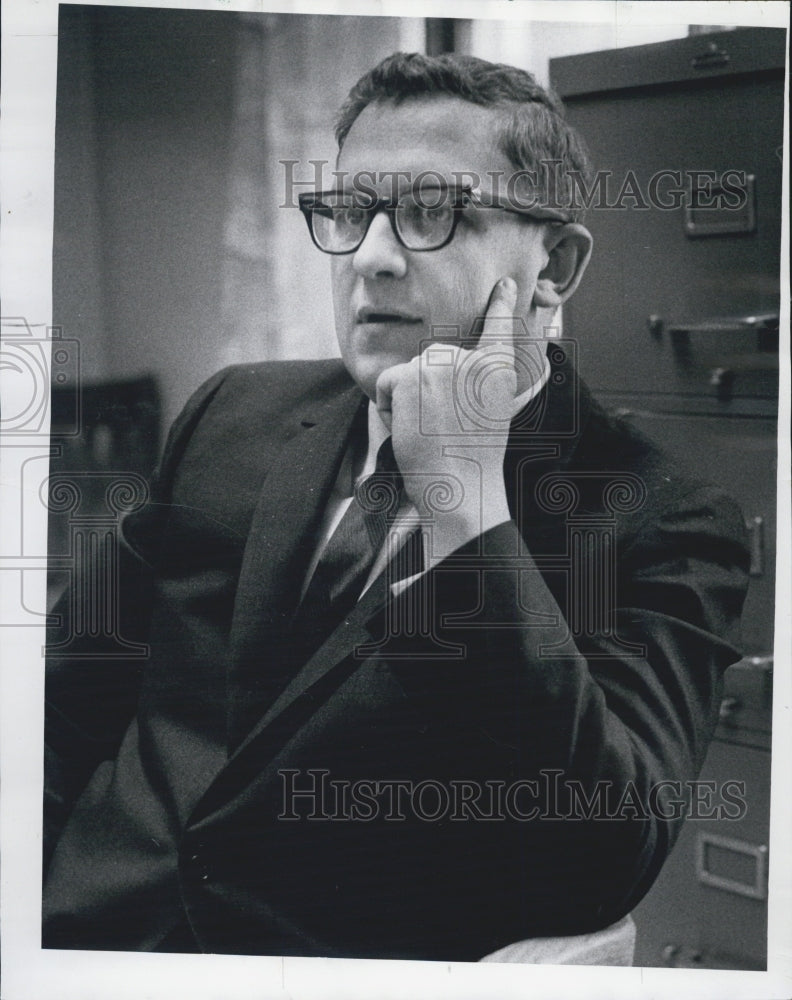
[
  {"xmin": 437, "ymin": 253, "xmax": 501, "ymax": 329},
  {"xmin": 330, "ymin": 261, "xmax": 345, "ymax": 300},
  {"xmin": 330, "ymin": 263, "xmax": 354, "ymax": 326},
  {"xmin": 454, "ymin": 233, "xmax": 529, "ymax": 320},
  {"xmin": 430, "ymin": 278, "xmax": 478, "ymax": 338},
  {"xmin": 491, "ymin": 227, "xmax": 546, "ymax": 310}
]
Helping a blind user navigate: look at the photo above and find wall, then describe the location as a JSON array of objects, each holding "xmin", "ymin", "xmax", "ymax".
[
  {"xmin": 55, "ymin": 6, "xmax": 238, "ymax": 431},
  {"xmin": 458, "ymin": 19, "xmax": 687, "ymax": 87},
  {"xmin": 218, "ymin": 13, "xmax": 424, "ymax": 372},
  {"xmin": 53, "ymin": 6, "xmax": 108, "ymax": 383}
]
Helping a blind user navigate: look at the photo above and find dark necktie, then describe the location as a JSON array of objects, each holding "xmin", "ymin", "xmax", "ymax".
[
  {"xmin": 290, "ymin": 437, "xmax": 409, "ymax": 658},
  {"xmin": 233, "ymin": 438, "xmax": 425, "ymax": 742}
]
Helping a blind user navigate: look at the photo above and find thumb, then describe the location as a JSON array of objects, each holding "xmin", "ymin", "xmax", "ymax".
[{"xmin": 375, "ymin": 362, "xmax": 409, "ymax": 433}]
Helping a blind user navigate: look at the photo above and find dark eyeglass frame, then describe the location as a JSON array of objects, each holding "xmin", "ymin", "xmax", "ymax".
[{"xmin": 297, "ymin": 183, "xmax": 570, "ymax": 255}]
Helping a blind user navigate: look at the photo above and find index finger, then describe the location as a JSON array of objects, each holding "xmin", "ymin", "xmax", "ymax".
[
  {"xmin": 482, "ymin": 276, "xmax": 517, "ymax": 341},
  {"xmin": 479, "ymin": 276, "xmax": 518, "ymax": 361}
]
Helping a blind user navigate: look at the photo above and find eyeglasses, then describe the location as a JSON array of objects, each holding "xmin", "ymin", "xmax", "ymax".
[{"xmin": 298, "ymin": 184, "xmax": 570, "ymax": 255}]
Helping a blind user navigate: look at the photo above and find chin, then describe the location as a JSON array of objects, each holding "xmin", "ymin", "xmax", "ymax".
[
  {"xmin": 343, "ymin": 362, "xmax": 380, "ymax": 401},
  {"xmin": 345, "ymin": 354, "xmax": 401, "ymax": 400}
]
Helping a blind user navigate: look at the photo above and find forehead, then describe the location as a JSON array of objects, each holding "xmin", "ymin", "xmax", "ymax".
[{"xmin": 336, "ymin": 96, "xmax": 514, "ymax": 187}]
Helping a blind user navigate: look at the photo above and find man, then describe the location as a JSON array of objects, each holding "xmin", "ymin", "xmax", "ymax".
[{"xmin": 43, "ymin": 52, "xmax": 749, "ymax": 962}]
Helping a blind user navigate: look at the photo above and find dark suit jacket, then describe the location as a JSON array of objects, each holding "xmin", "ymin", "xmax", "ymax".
[{"xmin": 43, "ymin": 352, "xmax": 749, "ymax": 960}]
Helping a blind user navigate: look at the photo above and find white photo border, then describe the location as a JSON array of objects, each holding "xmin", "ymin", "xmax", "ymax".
[{"xmin": 1, "ymin": 2, "xmax": 789, "ymax": 998}]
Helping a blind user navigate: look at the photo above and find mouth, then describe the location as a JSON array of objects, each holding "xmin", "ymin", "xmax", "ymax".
[{"xmin": 356, "ymin": 308, "xmax": 423, "ymax": 325}]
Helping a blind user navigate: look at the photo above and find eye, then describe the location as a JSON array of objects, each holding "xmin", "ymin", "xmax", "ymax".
[
  {"xmin": 401, "ymin": 198, "xmax": 453, "ymax": 233},
  {"xmin": 337, "ymin": 205, "xmax": 367, "ymax": 227}
]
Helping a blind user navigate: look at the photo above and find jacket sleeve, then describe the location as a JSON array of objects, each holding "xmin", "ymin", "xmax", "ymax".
[
  {"xmin": 43, "ymin": 366, "xmax": 233, "ymax": 870},
  {"xmin": 370, "ymin": 478, "xmax": 749, "ymax": 935}
]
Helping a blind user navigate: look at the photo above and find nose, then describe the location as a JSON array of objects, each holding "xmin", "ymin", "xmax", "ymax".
[{"xmin": 352, "ymin": 210, "xmax": 407, "ymax": 280}]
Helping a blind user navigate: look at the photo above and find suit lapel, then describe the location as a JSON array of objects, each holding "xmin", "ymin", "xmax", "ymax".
[
  {"xmin": 229, "ymin": 564, "xmax": 390, "ymax": 768},
  {"xmin": 193, "ymin": 559, "xmax": 392, "ymax": 821},
  {"xmin": 504, "ymin": 346, "xmax": 590, "ymax": 516},
  {"xmin": 225, "ymin": 383, "xmax": 367, "ymax": 749}
]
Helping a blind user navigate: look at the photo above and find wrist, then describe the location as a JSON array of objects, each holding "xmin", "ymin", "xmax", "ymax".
[{"xmin": 421, "ymin": 479, "xmax": 511, "ymax": 566}]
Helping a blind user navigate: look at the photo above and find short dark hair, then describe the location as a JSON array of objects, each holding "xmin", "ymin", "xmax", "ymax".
[{"xmin": 335, "ymin": 52, "xmax": 592, "ymax": 220}]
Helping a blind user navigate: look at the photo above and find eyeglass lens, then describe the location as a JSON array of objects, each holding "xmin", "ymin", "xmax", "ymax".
[{"xmin": 309, "ymin": 190, "xmax": 458, "ymax": 252}]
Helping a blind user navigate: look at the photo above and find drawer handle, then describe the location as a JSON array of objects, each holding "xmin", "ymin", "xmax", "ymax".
[
  {"xmin": 692, "ymin": 42, "xmax": 730, "ymax": 70},
  {"xmin": 718, "ymin": 696, "xmax": 741, "ymax": 723},
  {"xmin": 696, "ymin": 832, "xmax": 768, "ymax": 900},
  {"xmin": 669, "ymin": 311, "xmax": 778, "ymax": 339},
  {"xmin": 710, "ymin": 366, "xmax": 735, "ymax": 401},
  {"xmin": 743, "ymin": 654, "xmax": 773, "ymax": 671},
  {"xmin": 662, "ymin": 943, "xmax": 705, "ymax": 967},
  {"xmin": 746, "ymin": 515, "xmax": 765, "ymax": 577}
]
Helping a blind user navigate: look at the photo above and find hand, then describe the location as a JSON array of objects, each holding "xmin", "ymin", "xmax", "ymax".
[{"xmin": 375, "ymin": 277, "xmax": 519, "ymax": 561}]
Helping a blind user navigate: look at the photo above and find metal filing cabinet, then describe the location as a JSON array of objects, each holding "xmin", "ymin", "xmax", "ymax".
[{"xmin": 551, "ymin": 28, "xmax": 783, "ymax": 970}]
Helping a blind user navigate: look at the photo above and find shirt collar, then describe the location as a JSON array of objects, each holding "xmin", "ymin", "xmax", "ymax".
[{"xmin": 363, "ymin": 401, "xmax": 391, "ymax": 479}]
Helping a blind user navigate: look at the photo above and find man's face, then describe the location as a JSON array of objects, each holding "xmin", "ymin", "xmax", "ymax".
[{"xmin": 331, "ymin": 96, "xmax": 554, "ymax": 400}]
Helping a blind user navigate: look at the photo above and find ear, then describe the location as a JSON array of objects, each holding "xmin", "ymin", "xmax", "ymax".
[{"xmin": 533, "ymin": 223, "xmax": 593, "ymax": 308}]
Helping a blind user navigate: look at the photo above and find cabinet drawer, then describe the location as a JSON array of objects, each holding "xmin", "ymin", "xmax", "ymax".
[
  {"xmin": 555, "ymin": 38, "xmax": 784, "ymax": 400},
  {"xmin": 633, "ymin": 741, "xmax": 770, "ymax": 969}
]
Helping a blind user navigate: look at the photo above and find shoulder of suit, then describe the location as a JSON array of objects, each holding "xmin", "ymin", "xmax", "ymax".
[
  {"xmin": 188, "ymin": 358, "xmax": 353, "ymax": 417},
  {"xmin": 211, "ymin": 358, "xmax": 351, "ymax": 394},
  {"xmin": 158, "ymin": 358, "xmax": 352, "ymax": 480},
  {"xmin": 575, "ymin": 390, "xmax": 747, "ymax": 547}
]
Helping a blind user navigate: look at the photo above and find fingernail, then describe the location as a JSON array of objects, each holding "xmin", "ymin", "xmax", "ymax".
[{"xmin": 500, "ymin": 277, "xmax": 517, "ymax": 296}]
